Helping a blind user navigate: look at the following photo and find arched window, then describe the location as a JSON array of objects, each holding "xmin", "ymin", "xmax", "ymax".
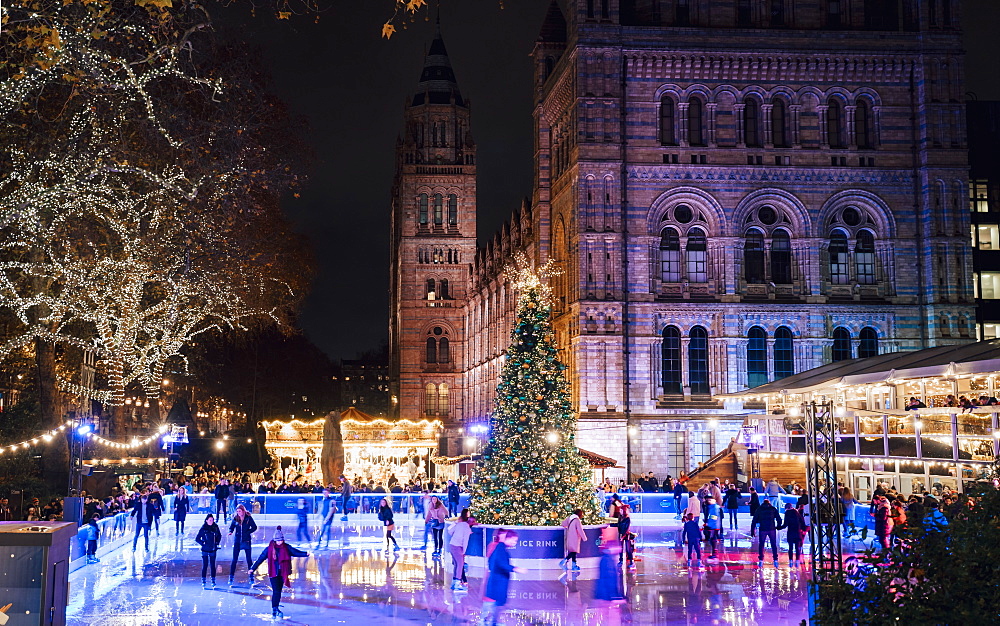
[
  {"xmin": 661, "ymin": 326, "xmax": 682, "ymax": 394},
  {"xmin": 601, "ymin": 0, "xmax": 610, "ymax": 19},
  {"xmin": 832, "ymin": 327, "xmax": 852, "ymax": 362},
  {"xmin": 660, "ymin": 96, "xmax": 676, "ymax": 145},
  {"xmin": 940, "ymin": 315, "xmax": 951, "ymax": 337},
  {"xmin": 689, "ymin": 326, "xmax": 710, "ymax": 394},
  {"xmin": 438, "ymin": 337, "xmax": 450, "ymax": 363},
  {"xmin": 425, "ymin": 383, "xmax": 438, "ymax": 415},
  {"xmin": 771, "ymin": 99, "xmax": 788, "ymax": 147},
  {"xmin": 659, "ymin": 227, "xmax": 681, "ymax": 282},
  {"xmin": 855, "ymin": 230, "xmax": 876, "ymax": 284},
  {"xmin": 433, "ymin": 194, "xmax": 443, "ymax": 225},
  {"xmin": 827, "ymin": 99, "xmax": 844, "ymax": 148},
  {"xmin": 426, "ymin": 337, "xmax": 438, "ymax": 363},
  {"xmin": 688, "ymin": 98, "xmax": 704, "ymax": 146},
  {"xmin": 771, "ymin": 229, "xmax": 792, "ymax": 284},
  {"xmin": 438, "ymin": 383, "xmax": 449, "ymax": 416},
  {"xmin": 856, "ymin": 100, "xmax": 873, "ymax": 149},
  {"xmin": 543, "ymin": 57, "xmax": 554, "ymax": 81},
  {"xmin": 418, "ymin": 194, "xmax": 429, "ymax": 225},
  {"xmin": 774, "ymin": 326, "xmax": 794, "ymax": 379},
  {"xmin": 744, "ymin": 99, "xmax": 760, "ymax": 147},
  {"xmin": 426, "ymin": 278, "xmax": 436, "ymax": 299},
  {"xmin": 744, "ymin": 229, "xmax": 766, "ymax": 284},
  {"xmin": 747, "ymin": 326, "xmax": 768, "ymax": 388},
  {"xmin": 829, "ymin": 230, "xmax": 850, "ymax": 284},
  {"xmin": 586, "ymin": 0, "xmax": 595, "ymax": 19},
  {"xmin": 448, "ymin": 194, "xmax": 458, "ymax": 225},
  {"xmin": 858, "ymin": 327, "xmax": 879, "ymax": 358},
  {"xmin": 439, "ymin": 278, "xmax": 450, "ymax": 299},
  {"xmin": 686, "ymin": 227, "xmax": 707, "ymax": 282}
]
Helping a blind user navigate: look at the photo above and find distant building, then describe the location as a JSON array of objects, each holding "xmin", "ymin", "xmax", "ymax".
[
  {"xmin": 333, "ymin": 351, "xmax": 390, "ymax": 417},
  {"xmin": 967, "ymin": 101, "xmax": 1000, "ymax": 339},
  {"xmin": 390, "ymin": 0, "xmax": 975, "ymax": 480}
]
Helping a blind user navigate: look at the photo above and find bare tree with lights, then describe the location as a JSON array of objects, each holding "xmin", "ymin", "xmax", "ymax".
[{"xmin": 0, "ymin": 1, "xmax": 311, "ymax": 445}]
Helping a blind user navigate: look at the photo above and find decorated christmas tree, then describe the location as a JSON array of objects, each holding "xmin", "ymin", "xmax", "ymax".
[{"xmin": 470, "ymin": 262, "xmax": 603, "ymax": 526}]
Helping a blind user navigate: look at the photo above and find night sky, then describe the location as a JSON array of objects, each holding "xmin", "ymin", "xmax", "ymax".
[{"xmin": 226, "ymin": 0, "xmax": 1000, "ymax": 362}]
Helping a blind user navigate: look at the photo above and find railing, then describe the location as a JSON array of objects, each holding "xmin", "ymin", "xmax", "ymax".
[{"xmin": 683, "ymin": 446, "xmax": 733, "ymax": 482}]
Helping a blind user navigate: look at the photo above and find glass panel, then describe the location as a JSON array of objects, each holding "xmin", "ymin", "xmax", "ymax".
[
  {"xmin": 832, "ymin": 327, "xmax": 852, "ymax": 362},
  {"xmin": 886, "ymin": 436, "xmax": 918, "ymax": 457},
  {"xmin": 688, "ymin": 326, "xmax": 709, "ymax": 394},
  {"xmin": 958, "ymin": 437, "xmax": 994, "ymax": 460},
  {"xmin": 686, "ymin": 228, "xmax": 708, "ymax": 283},
  {"xmin": 770, "ymin": 230, "xmax": 792, "ymax": 284},
  {"xmin": 659, "ymin": 228, "xmax": 681, "ymax": 282},
  {"xmin": 747, "ymin": 327, "xmax": 768, "ymax": 388},
  {"xmin": 829, "ymin": 231, "xmax": 849, "ymax": 284},
  {"xmin": 661, "ymin": 327, "xmax": 682, "ymax": 393},
  {"xmin": 744, "ymin": 231, "xmax": 765, "ymax": 283},
  {"xmin": 976, "ymin": 224, "xmax": 1000, "ymax": 250},
  {"xmin": 957, "ymin": 413, "xmax": 992, "ymax": 436},
  {"xmin": 859, "ymin": 436, "xmax": 885, "ymax": 455},
  {"xmin": 980, "ymin": 273, "xmax": 1000, "ymax": 299},
  {"xmin": 773, "ymin": 327, "xmax": 794, "ymax": 379},
  {"xmin": 920, "ymin": 434, "xmax": 953, "ymax": 459}
]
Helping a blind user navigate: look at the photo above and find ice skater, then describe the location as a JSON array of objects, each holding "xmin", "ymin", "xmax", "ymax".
[
  {"xmin": 250, "ymin": 526, "xmax": 309, "ymax": 620},
  {"xmin": 195, "ymin": 514, "xmax": 222, "ymax": 588},
  {"xmin": 377, "ymin": 497, "xmax": 400, "ymax": 552},
  {"xmin": 480, "ymin": 529, "xmax": 524, "ymax": 626}
]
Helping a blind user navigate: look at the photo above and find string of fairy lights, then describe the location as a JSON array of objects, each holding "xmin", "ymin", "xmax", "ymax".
[{"xmin": 0, "ymin": 420, "xmax": 170, "ymax": 456}]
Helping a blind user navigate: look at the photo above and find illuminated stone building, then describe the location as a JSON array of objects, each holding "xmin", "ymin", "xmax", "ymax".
[{"xmin": 389, "ymin": 0, "xmax": 975, "ymax": 480}]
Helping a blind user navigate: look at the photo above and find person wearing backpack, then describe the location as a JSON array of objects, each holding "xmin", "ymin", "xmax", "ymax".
[{"xmin": 703, "ymin": 496, "xmax": 723, "ymax": 559}]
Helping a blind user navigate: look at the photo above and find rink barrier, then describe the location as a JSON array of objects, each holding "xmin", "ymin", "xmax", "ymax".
[{"xmin": 71, "ymin": 491, "xmax": 876, "ymax": 570}]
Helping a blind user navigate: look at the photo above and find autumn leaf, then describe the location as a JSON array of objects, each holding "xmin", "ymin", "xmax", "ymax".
[
  {"xmin": 405, "ymin": 0, "xmax": 427, "ymax": 12},
  {"xmin": 135, "ymin": 0, "xmax": 173, "ymax": 8},
  {"xmin": 277, "ymin": 12, "xmax": 291, "ymax": 20},
  {"xmin": 381, "ymin": 22, "xmax": 396, "ymax": 39}
]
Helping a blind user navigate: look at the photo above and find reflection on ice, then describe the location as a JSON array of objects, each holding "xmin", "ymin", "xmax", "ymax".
[{"xmin": 68, "ymin": 515, "xmax": 811, "ymax": 624}]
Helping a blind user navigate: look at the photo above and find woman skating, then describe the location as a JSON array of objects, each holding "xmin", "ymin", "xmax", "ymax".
[
  {"xmin": 195, "ymin": 514, "xmax": 223, "ymax": 588},
  {"xmin": 377, "ymin": 497, "xmax": 400, "ymax": 552}
]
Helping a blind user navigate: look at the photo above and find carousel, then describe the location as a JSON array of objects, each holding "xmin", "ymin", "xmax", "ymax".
[
  {"xmin": 340, "ymin": 407, "xmax": 442, "ymax": 485},
  {"xmin": 261, "ymin": 408, "xmax": 443, "ymax": 487},
  {"xmin": 261, "ymin": 417, "xmax": 325, "ymax": 483}
]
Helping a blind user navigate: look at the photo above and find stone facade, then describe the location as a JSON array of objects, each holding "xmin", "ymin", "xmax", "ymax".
[{"xmin": 389, "ymin": 0, "xmax": 975, "ymax": 481}]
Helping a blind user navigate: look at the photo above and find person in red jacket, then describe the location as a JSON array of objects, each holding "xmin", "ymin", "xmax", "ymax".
[{"xmin": 250, "ymin": 526, "xmax": 308, "ymax": 619}]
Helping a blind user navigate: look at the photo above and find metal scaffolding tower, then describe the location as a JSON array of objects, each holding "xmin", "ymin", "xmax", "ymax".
[{"xmin": 803, "ymin": 400, "xmax": 843, "ymax": 616}]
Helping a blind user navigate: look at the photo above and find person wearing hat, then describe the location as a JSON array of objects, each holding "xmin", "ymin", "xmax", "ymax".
[{"xmin": 250, "ymin": 526, "xmax": 308, "ymax": 619}]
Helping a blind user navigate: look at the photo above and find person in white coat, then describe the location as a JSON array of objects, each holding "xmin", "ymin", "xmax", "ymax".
[
  {"xmin": 685, "ymin": 488, "xmax": 702, "ymax": 523},
  {"xmin": 559, "ymin": 508, "xmax": 588, "ymax": 572},
  {"xmin": 448, "ymin": 508, "xmax": 474, "ymax": 591}
]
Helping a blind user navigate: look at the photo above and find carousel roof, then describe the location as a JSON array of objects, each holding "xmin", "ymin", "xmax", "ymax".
[
  {"xmin": 578, "ymin": 448, "xmax": 619, "ymax": 469},
  {"xmin": 340, "ymin": 407, "xmax": 376, "ymax": 422}
]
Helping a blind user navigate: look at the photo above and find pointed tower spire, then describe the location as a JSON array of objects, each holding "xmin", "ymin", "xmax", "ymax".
[{"xmin": 412, "ymin": 25, "xmax": 464, "ymax": 107}]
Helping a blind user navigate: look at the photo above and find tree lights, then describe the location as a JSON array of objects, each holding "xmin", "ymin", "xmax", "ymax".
[
  {"xmin": 470, "ymin": 260, "xmax": 603, "ymax": 526},
  {"xmin": 0, "ymin": 1, "xmax": 311, "ymax": 431}
]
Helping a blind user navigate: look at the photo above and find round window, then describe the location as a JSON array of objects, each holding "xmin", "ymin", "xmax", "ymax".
[
  {"xmin": 842, "ymin": 207, "xmax": 862, "ymax": 226},
  {"xmin": 757, "ymin": 206, "xmax": 777, "ymax": 225},
  {"xmin": 673, "ymin": 204, "xmax": 693, "ymax": 224},
  {"xmin": 433, "ymin": 327, "xmax": 443, "ymax": 336}
]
